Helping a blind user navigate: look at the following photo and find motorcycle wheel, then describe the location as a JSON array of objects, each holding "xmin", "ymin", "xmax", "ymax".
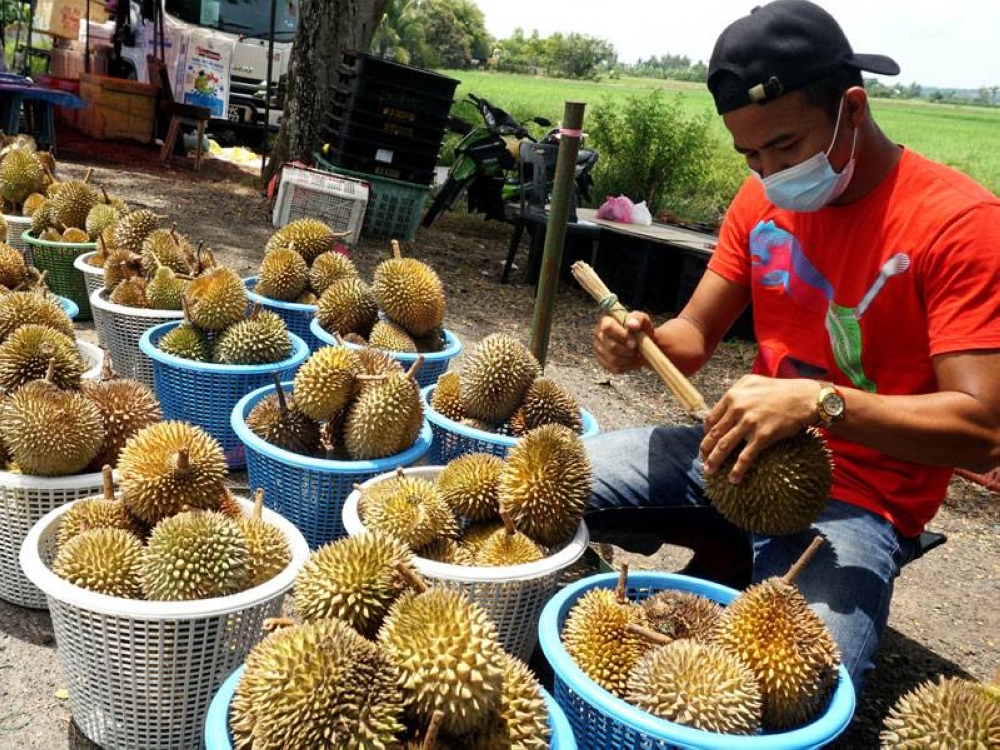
[{"xmin": 422, "ymin": 177, "xmax": 470, "ymax": 228}]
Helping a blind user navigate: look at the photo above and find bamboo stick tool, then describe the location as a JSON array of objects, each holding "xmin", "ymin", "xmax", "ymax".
[{"xmin": 571, "ymin": 261, "xmax": 707, "ymax": 417}]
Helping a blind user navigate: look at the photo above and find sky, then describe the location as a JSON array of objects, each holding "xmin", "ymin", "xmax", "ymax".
[{"xmin": 473, "ymin": 0, "xmax": 999, "ymax": 91}]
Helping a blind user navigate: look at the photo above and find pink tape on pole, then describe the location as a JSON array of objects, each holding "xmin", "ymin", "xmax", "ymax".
[{"xmin": 559, "ymin": 128, "xmax": 584, "ymax": 138}]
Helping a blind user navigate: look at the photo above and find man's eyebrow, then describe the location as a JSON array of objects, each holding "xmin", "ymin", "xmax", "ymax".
[{"xmin": 734, "ymin": 131, "xmax": 798, "ymax": 154}]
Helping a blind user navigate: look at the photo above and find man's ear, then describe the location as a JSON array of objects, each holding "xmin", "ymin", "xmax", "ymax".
[{"xmin": 844, "ymin": 86, "xmax": 868, "ymax": 128}]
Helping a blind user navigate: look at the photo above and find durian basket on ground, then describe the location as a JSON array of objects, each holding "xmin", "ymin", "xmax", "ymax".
[
  {"xmin": 90, "ymin": 287, "xmax": 184, "ymax": 386},
  {"xmin": 204, "ymin": 663, "xmax": 580, "ymax": 750},
  {"xmin": 231, "ymin": 380, "xmax": 433, "ymax": 549},
  {"xmin": 73, "ymin": 250, "xmax": 106, "ymax": 310},
  {"xmin": 4, "ymin": 213, "xmax": 33, "ymax": 263},
  {"xmin": 538, "ymin": 571, "xmax": 856, "ymax": 750},
  {"xmin": 22, "ymin": 229, "xmax": 97, "ymax": 319},
  {"xmin": 343, "ymin": 465, "xmax": 590, "ymax": 663},
  {"xmin": 245, "ymin": 275, "xmax": 324, "ymax": 351},
  {"xmin": 19, "ymin": 496, "xmax": 310, "ymax": 750},
  {"xmin": 141, "ymin": 321, "xmax": 310, "ymax": 469}
]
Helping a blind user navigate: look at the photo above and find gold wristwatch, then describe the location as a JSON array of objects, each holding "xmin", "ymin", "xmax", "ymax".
[{"xmin": 816, "ymin": 383, "xmax": 846, "ymax": 427}]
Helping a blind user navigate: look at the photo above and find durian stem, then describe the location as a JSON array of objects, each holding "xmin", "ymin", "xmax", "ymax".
[
  {"xmin": 253, "ymin": 488, "xmax": 264, "ymax": 520},
  {"xmin": 195, "ymin": 241, "xmax": 206, "ymax": 274},
  {"xmin": 499, "ymin": 511, "xmax": 517, "ymax": 538},
  {"xmin": 175, "ymin": 448, "xmax": 190, "ymax": 473},
  {"xmin": 248, "ymin": 302, "xmax": 260, "ymax": 320},
  {"xmin": 626, "ymin": 623, "xmax": 674, "ymax": 647},
  {"xmin": 782, "ymin": 536, "xmax": 825, "ymax": 586},
  {"xmin": 395, "ymin": 562, "xmax": 427, "ymax": 593},
  {"xmin": 615, "ymin": 561, "xmax": 630, "ymax": 605},
  {"xmin": 422, "ymin": 710, "xmax": 445, "ymax": 750},
  {"xmin": 43, "ymin": 165, "xmax": 56, "ymax": 185},
  {"xmin": 405, "ymin": 355, "xmax": 424, "ymax": 381},
  {"xmin": 99, "ymin": 347, "xmax": 116, "ymax": 381},
  {"xmin": 101, "ymin": 187, "xmax": 109, "ymax": 203},
  {"xmin": 101, "ymin": 465, "xmax": 115, "ymax": 500},
  {"xmin": 262, "ymin": 617, "xmax": 295, "ymax": 632},
  {"xmin": 356, "ymin": 374, "xmax": 389, "ymax": 383},
  {"xmin": 181, "ymin": 295, "xmax": 192, "ymax": 324},
  {"xmin": 82, "ymin": 167, "xmax": 94, "ymax": 184},
  {"xmin": 570, "ymin": 261, "xmax": 708, "ymax": 416},
  {"xmin": 391, "ymin": 239, "xmax": 402, "ymax": 259},
  {"xmin": 44, "ymin": 356, "xmax": 56, "ymax": 383},
  {"xmin": 272, "ymin": 373, "xmax": 290, "ymax": 416}
]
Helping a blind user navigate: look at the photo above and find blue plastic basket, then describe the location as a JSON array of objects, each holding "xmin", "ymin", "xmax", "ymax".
[
  {"xmin": 139, "ymin": 322, "xmax": 309, "ymax": 470},
  {"xmin": 231, "ymin": 381, "xmax": 433, "ymax": 549},
  {"xmin": 244, "ymin": 276, "xmax": 324, "ymax": 352},
  {"xmin": 205, "ymin": 663, "xmax": 578, "ymax": 749},
  {"xmin": 539, "ymin": 572, "xmax": 856, "ymax": 750},
  {"xmin": 310, "ymin": 317, "xmax": 462, "ymax": 389},
  {"xmin": 56, "ymin": 295, "xmax": 79, "ymax": 320},
  {"xmin": 420, "ymin": 384, "xmax": 600, "ymax": 464}
]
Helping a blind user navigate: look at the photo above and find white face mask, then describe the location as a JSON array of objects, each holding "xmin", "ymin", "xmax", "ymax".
[{"xmin": 755, "ymin": 96, "xmax": 858, "ymax": 212}]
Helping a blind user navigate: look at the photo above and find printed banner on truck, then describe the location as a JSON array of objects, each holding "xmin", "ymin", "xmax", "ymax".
[{"xmin": 178, "ymin": 29, "xmax": 235, "ymax": 117}]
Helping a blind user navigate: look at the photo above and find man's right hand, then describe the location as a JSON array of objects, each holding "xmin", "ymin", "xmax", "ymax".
[{"xmin": 592, "ymin": 311, "xmax": 656, "ymax": 373}]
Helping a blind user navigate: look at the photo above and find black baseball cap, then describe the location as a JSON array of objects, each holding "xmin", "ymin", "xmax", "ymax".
[{"xmin": 707, "ymin": 0, "xmax": 900, "ymax": 114}]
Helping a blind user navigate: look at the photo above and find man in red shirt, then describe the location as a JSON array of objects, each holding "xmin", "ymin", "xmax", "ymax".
[{"xmin": 588, "ymin": 0, "xmax": 1000, "ymax": 696}]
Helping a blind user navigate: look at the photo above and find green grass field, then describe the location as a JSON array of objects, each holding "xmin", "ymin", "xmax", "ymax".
[{"xmin": 445, "ymin": 71, "xmax": 1000, "ymax": 195}]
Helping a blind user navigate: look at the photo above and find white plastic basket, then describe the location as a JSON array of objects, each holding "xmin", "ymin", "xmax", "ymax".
[
  {"xmin": 0, "ymin": 469, "xmax": 108, "ymax": 608},
  {"xmin": 343, "ymin": 465, "xmax": 590, "ymax": 662},
  {"xmin": 272, "ymin": 164, "xmax": 369, "ymax": 242},
  {"xmin": 90, "ymin": 287, "xmax": 184, "ymax": 387},
  {"xmin": 73, "ymin": 252, "xmax": 106, "ymax": 339},
  {"xmin": 77, "ymin": 337, "xmax": 103, "ymax": 380},
  {"xmin": 4, "ymin": 214, "xmax": 33, "ymax": 264},
  {"xmin": 20, "ymin": 496, "xmax": 310, "ymax": 750}
]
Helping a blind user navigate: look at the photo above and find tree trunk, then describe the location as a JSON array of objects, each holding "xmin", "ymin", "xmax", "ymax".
[{"xmin": 263, "ymin": 0, "xmax": 388, "ymax": 185}]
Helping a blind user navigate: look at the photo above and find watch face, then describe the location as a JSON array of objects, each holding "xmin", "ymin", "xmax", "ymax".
[{"xmin": 821, "ymin": 391, "xmax": 845, "ymax": 418}]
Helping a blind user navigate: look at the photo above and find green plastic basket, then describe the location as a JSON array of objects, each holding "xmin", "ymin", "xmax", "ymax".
[
  {"xmin": 22, "ymin": 230, "xmax": 96, "ymax": 320},
  {"xmin": 313, "ymin": 154, "xmax": 430, "ymax": 242}
]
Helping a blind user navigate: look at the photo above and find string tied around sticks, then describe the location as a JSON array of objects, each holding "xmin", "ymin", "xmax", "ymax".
[{"xmin": 598, "ymin": 293, "xmax": 621, "ymax": 314}]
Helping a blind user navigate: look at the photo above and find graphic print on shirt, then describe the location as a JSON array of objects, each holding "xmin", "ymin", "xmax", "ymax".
[{"xmin": 749, "ymin": 220, "xmax": 910, "ymax": 392}]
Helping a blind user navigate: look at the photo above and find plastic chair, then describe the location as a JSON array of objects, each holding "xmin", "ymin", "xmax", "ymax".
[
  {"xmin": 501, "ymin": 141, "xmax": 600, "ymax": 283},
  {"xmin": 148, "ymin": 55, "xmax": 211, "ymax": 171}
]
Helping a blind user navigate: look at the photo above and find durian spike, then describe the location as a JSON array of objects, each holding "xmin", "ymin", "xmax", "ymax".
[
  {"xmin": 391, "ymin": 239, "xmax": 403, "ymax": 259},
  {"xmin": 422, "ymin": 710, "xmax": 445, "ymax": 750},
  {"xmin": 394, "ymin": 562, "xmax": 428, "ymax": 593},
  {"xmin": 615, "ymin": 561, "xmax": 630, "ymax": 605},
  {"xmin": 262, "ymin": 617, "xmax": 295, "ymax": 632},
  {"xmin": 101, "ymin": 465, "xmax": 115, "ymax": 500},
  {"xmin": 405, "ymin": 355, "xmax": 424, "ymax": 381},
  {"xmin": 782, "ymin": 536, "xmax": 825, "ymax": 586},
  {"xmin": 252, "ymin": 488, "xmax": 265, "ymax": 520},
  {"xmin": 82, "ymin": 167, "xmax": 94, "ymax": 184},
  {"xmin": 626, "ymin": 622, "xmax": 675, "ymax": 647},
  {"xmin": 571, "ymin": 261, "xmax": 707, "ymax": 416}
]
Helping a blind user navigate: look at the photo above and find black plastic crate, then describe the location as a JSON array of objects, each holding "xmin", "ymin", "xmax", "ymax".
[
  {"xmin": 333, "ymin": 76, "xmax": 455, "ymax": 121},
  {"xmin": 319, "ymin": 143, "xmax": 436, "ymax": 185},
  {"xmin": 339, "ymin": 50, "xmax": 460, "ymax": 101},
  {"xmin": 330, "ymin": 88, "xmax": 453, "ymax": 129},
  {"xmin": 327, "ymin": 105, "xmax": 450, "ymax": 147},
  {"xmin": 324, "ymin": 115, "xmax": 444, "ymax": 156}
]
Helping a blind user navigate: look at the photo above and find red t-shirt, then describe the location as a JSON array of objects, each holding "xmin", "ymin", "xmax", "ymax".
[{"xmin": 708, "ymin": 148, "xmax": 1000, "ymax": 537}]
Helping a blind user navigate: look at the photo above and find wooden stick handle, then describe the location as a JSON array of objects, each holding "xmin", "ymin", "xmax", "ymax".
[{"xmin": 571, "ymin": 262, "xmax": 708, "ymax": 416}]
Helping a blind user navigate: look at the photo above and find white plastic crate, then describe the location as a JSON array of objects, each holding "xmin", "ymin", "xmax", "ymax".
[{"xmin": 272, "ymin": 164, "xmax": 369, "ymax": 241}]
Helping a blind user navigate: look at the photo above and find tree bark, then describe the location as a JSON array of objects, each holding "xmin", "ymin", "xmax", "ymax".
[{"xmin": 263, "ymin": 0, "xmax": 388, "ymax": 185}]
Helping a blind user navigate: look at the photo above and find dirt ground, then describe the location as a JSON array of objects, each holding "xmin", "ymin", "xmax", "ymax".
[{"xmin": 0, "ymin": 131, "xmax": 996, "ymax": 749}]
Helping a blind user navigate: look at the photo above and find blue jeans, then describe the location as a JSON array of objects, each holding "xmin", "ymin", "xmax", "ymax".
[{"xmin": 584, "ymin": 425, "xmax": 922, "ymax": 698}]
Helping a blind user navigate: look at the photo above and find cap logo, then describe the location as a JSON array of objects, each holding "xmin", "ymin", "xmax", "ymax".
[{"xmin": 748, "ymin": 75, "xmax": 784, "ymax": 103}]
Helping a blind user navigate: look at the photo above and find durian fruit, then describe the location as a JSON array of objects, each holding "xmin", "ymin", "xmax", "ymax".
[
  {"xmin": 0, "ymin": 214, "xmax": 5, "ymax": 242},
  {"xmin": 0, "ymin": 289, "xmax": 75, "ymax": 342},
  {"xmin": 295, "ymin": 290, "xmax": 317, "ymax": 304},
  {"xmin": 29, "ymin": 200, "xmax": 52, "ymax": 235},
  {"xmin": 360, "ymin": 470, "xmax": 458, "ymax": 549},
  {"xmin": 309, "ymin": 249, "xmax": 358, "ymax": 295},
  {"xmin": 0, "ymin": 243, "xmax": 27, "ymax": 288},
  {"xmin": 50, "ymin": 179, "xmax": 100, "ymax": 230},
  {"xmin": 158, "ymin": 320, "xmax": 211, "ymax": 362},
  {"xmin": 112, "ymin": 208, "xmax": 160, "ymax": 253},
  {"xmin": 22, "ymin": 192, "xmax": 47, "ymax": 218},
  {"xmin": 640, "ymin": 590, "xmax": 722, "ymax": 643},
  {"xmin": 230, "ymin": 618, "xmax": 405, "ymax": 749},
  {"xmin": 117, "ymin": 421, "xmax": 227, "ymax": 525},
  {"xmin": 102, "ymin": 248, "xmax": 142, "ymax": 292},
  {"xmin": 265, "ymin": 218, "xmax": 340, "ymax": 264},
  {"xmin": 292, "ymin": 345, "xmax": 361, "ymax": 421},
  {"xmin": 108, "ymin": 276, "xmax": 148, "ymax": 308},
  {"xmin": 626, "ymin": 640, "xmax": 763, "ymax": 735},
  {"xmin": 62, "ymin": 227, "xmax": 91, "ymax": 243},
  {"xmin": 255, "ymin": 247, "xmax": 308, "ymax": 301},
  {"xmin": 341, "ymin": 331, "xmax": 368, "ymax": 346},
  {"xmin": 466, "ymin": 652, "xmax": 550, "ymax": 750},
  {"xmin": 141, "ymin": 509, "xmax": 249, "ymax": 600},
  {"xmin": 39, "ymin": 227, "xmax": 63, "ymax": 243},
  {"xmin": 245, "ymin": 375, "xmax": 321, "ymax": 455},
  {"xmin": 417, "ymin": 537, "xmax": 475, "ymax": 566},
  {"xmin": 459, "ymin": 334, "xmax": 541, "ymax": 423},
  {"xmin": 378, "ymin": 579, "xmax": 506, "ymax": 735},
  {"xmin": 57, "ymin": 466, "xmax": 140, "ymax": 548},
  {"xmin": 498, "ymin": 424, "xmax": 591, "ymax": 547},
  {"xmin": 184, "ymin": 266, "xmax": 247, "ymax": 332},
  {"xmin": 344, "ymin": 359, "xmax": 424, "ymax": 459},
  {"xmin": 369, "ymin": 319, "xmax": 418, "ymax": 353},
  {"xmin": 82, "ymin": 357, "xmax": 162, "ymax": 470},
  {"xmin": 714, "ymin": 537, "xmax": 840, "ymax": 731},
  {"xmin": 85, "ymin": 203, "xmax": 117, "ymax": 241},
  {"xmin": 881, "ymin": 675, "xmax": 1000, "ymax": 749},
  {"xmin": 475, "ymin": 513, "xmax": 545, "ymax": 567},
  {"xmin": 144, "ymin": 264, "xmax": 185, "ymax": 310},
  {"xmin": 0, "ymin": 323, "xmax": 86, "ymax": 391},
  {"xmin": 293, "ymin": 531, "xmax": 412, "ymax": 636},
  {"xmin": 458, "ymin": 519, "xmax": 504, "ymax": 558},
  {"xmin": 356, "ymin": 345, "xmax": 404, "ymax": 376},
  {"xmin": 519, "ymin": 377, "xmax": 583, "ymax": 433},
  {"xmin": 315, "ymin": 276, "xmax": 379, "ymax": 338},
  {"xmin": 704, "ymin": 427, "xmax": 833, "ymax": 536},
  {"xmin": 0, "ymin": 148, "xmax": 45, "ymax": 205},
  {"xmin": 141, "ymin": 228, "xmax": 190, "ymax": 275},
  {"xmin": 414, "ymin": 330, "xmax": 446, "ymax": 354},
  {"xmin": 430, "ymin": 371, "xmax": 465, "ymax": 421},
  {"xmin": 372, "ymin": 241, "xmax": 445, "ymax": 337},
  {"xmin": 52, "ymin": 527, "xmax": 144, "ymax": 598},
  {"xmin": 237, "ymin": 490, "xmax": 291, "ymax": 588},
  {"xmin": 561, "ymin": 567, "xmax": 654, "ymax": 698},
  {"xmin": 213, "ymin": 308, "xmax": 292, "ymax": 365},
  {"xmin": 437, "ymin": 453, "xmax": 504, "ymax": 521},
  {"xmin": 0, "ymin": 376, "xmax": 104, "ymax": 475}
]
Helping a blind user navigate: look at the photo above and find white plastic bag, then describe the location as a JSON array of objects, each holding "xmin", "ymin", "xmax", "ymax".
[{"xmin": 631, "ymin": 201, "xmax": 653, "ymax": 226}]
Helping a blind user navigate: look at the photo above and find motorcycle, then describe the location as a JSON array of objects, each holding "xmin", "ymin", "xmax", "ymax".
[{"xmin": 422, "ymin": 94, "xmax": 598, "ymax": 228}]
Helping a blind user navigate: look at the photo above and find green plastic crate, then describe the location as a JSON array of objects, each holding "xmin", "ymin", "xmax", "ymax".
[
  {"xmin": 22, "ymin": 230, "xmax": 97, "ymax": 320},
  {"xmin": 313, "ymin": 154, "xmax": 430, "ymax": 242}
]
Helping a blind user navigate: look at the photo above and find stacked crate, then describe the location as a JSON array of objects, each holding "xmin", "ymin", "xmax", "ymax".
[{"xmin": 316, "ymin": 51, "xmax": 459, "ymax": 241}]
